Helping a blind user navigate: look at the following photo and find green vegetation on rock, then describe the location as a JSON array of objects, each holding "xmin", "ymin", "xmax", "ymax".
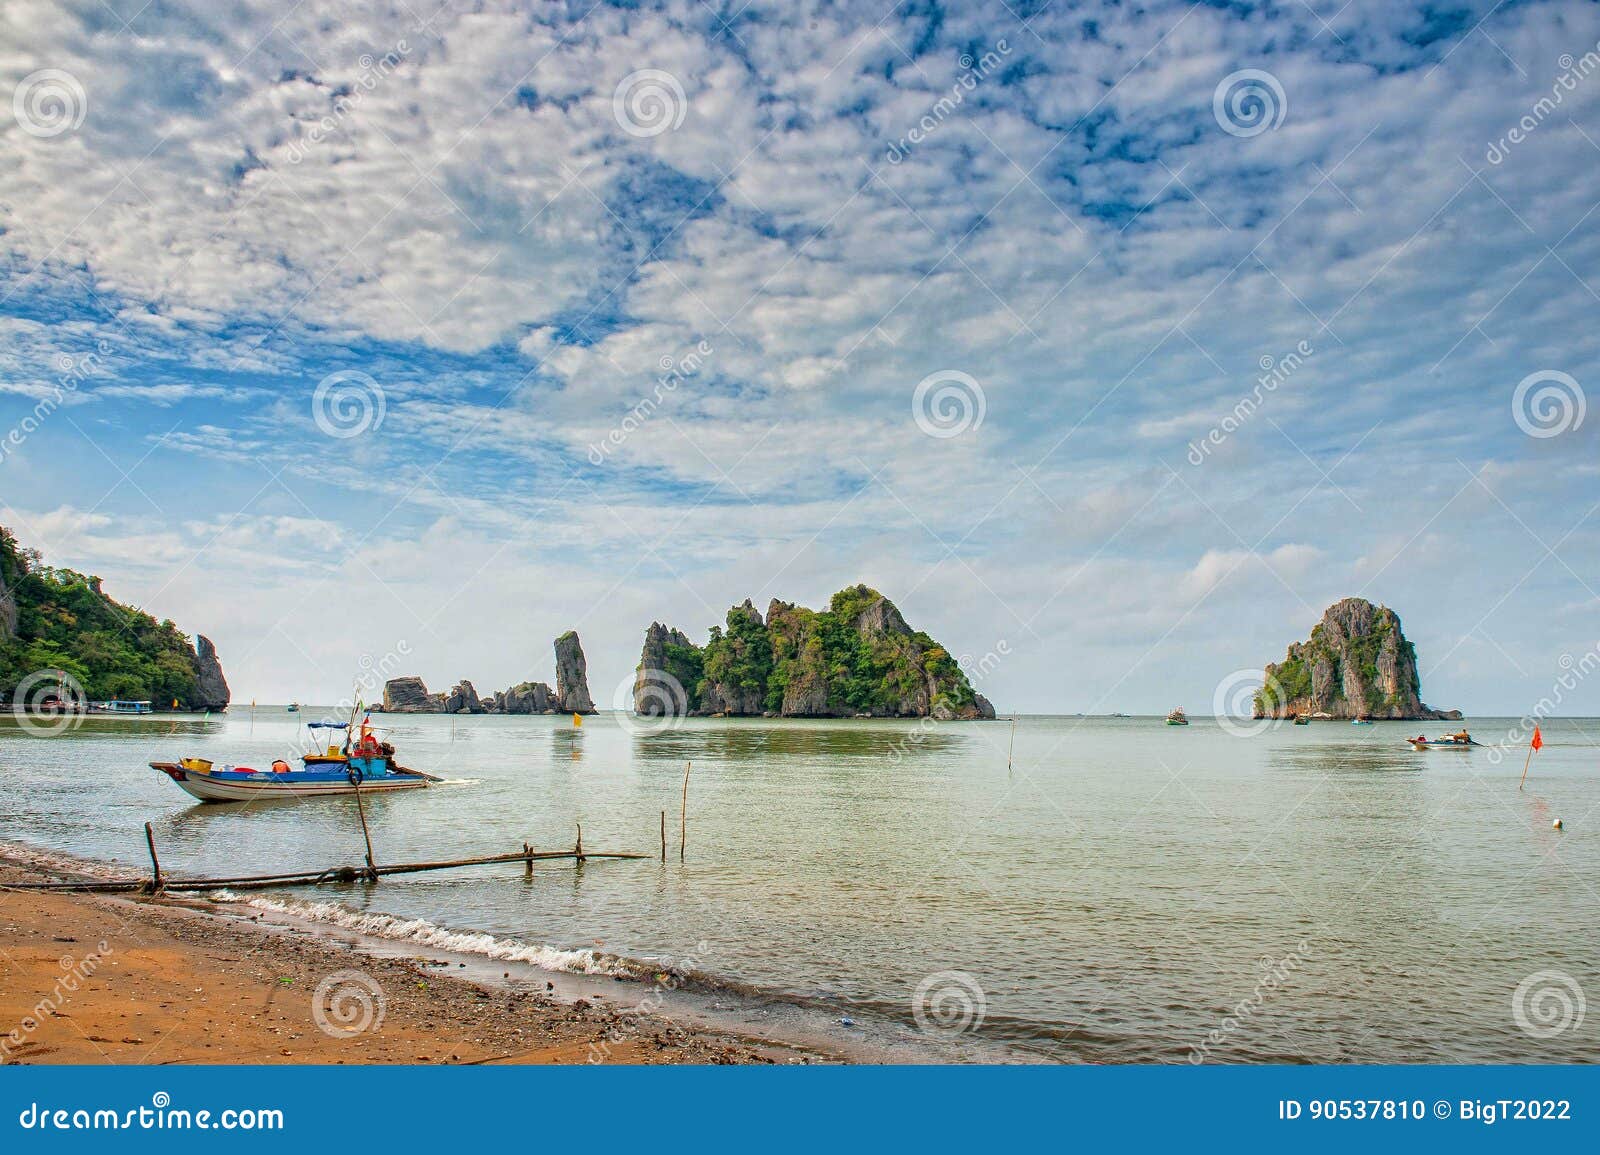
[
  {"xmin": 639, "ymin": 585, "xmax": 993, "ymax": 719},
  {"xmin": 0, "ymin": 525, "xmax": 222, "ymax": 708}
]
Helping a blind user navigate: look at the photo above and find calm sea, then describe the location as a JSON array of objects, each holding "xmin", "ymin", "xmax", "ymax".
[{"xmin": 2, "ymin": 711, "xmax": 1596, "ymax": 1063}]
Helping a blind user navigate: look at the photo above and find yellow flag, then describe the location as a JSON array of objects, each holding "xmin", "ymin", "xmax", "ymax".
[{"xmin": 573, "ymin": 713, "xmax": 582, "ymax": 728}]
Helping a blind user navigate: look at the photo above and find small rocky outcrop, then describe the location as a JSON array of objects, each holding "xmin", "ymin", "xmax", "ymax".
[
  {"xmin": 486, "ymin": 681, "xmax": 556, "ymax": 715},
  {"xmin": 633, "ymin": 586, "xmax": 996, "ymax": 719},
  {"xmin": 383, "ymin": 676, "xmax": 444, "ymax": 713},
  {"xmin": 443, "ymin": 680, "xmax": 484, "ymax": 714},
  {"xmin": 554, "ymin": 630, "xmax": 596, "ymax": 714},
  {"xmin": 190, "ymin": 635, "xmax": 231, "ymax": 711},
  {"xmin": 1255, "ymin": 597, "xmax": 1461, "ymax": 721}
]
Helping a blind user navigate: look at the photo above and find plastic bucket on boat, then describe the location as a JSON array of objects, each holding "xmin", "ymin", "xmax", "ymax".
[{"xmin": 179, "ymin": 756, "xmax": 213, "ymax": 773}]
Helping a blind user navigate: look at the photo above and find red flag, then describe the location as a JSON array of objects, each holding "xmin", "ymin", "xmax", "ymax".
[{"xmin": 1531, "ymin": 726, "xmax": 1543, "ymax": 751}]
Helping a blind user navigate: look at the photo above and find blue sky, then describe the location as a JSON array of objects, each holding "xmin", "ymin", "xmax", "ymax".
[{"xmin": 2, "ymin": 0, "xmax": 1598, "ymax": 713}]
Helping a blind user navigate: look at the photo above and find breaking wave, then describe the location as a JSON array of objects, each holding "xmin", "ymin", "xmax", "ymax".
[{"xmin": 216, "ymin": 891, "xmax": 644, "ymax": 978}]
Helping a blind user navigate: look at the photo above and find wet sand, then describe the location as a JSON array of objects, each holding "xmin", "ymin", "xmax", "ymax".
[{"xmin": 0, "ymin": 857, "xmax": 826, "ymax": 1065}]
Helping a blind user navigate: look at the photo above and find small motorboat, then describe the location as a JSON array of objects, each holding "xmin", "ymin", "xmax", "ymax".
[
  {"xmin": 1407, "ymin": 730, "xmax": 1477, "ymax": 750},
  {"xmin": 1166, "ymin": 707, "xmax": 1189, "ymax": 726},
  {"xmin": 286, "ymin": 702, "xmax": 301, "ymax": 713},
  {"xmin": 1292, "ymin": 715, "xmax": 1311, "ymax": 726},
  {"xmin": 1351, "ymin": 717, "xmax": 1374, "ymax": 725},
  {"xmin": 151, "ymin": 717, "xmax": 438, "ymax": 803}
]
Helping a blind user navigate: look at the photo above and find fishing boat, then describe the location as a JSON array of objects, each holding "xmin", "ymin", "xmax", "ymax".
[
  {"xmin": 1292, "ymin": 714, "xmax": 1311, "ymax": 726},
  {"xmin": 286, "ymin": 702, "xmax": 301, "ymax": 713},
  {"xmin": 1165, "ymin": 707, "xmax": 1189, "ymax": 726},
  {"xmin": 150, "ymin": 717, "xmax": 438, "ymax": 803},
  {"xmin": 1351, "ymin": 717, "xmax": 1374, "ymax": 725},
  {"xmin": 1407, "ymin": 730, "xmax": 1477, "ymax": 750},
  {"xmin": 87, "ymin": 700, "xmax": 153, "ymax": 715}
]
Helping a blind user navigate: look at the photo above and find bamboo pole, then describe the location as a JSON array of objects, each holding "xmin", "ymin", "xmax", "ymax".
[
  {"xmin": 1007, "ymin": 714, "xmax": 1017, "ymax": 778},
  {"xmin": 679, "ymin": 760, "xmax": 691, "ymax": 863},
  {"xmin": 352, "ymin": 778, "xmax": 378, "ymax": 882},
  {"xmin": 524, "ymin": 841, "xmax": 533, "ymax": 876},
  {"xmin": 660, "ymin": 810, "xmax": 667, "ymax": 863},
  {"xmin": 143, "ymin": 822, "xmax": 163, "ymax": 893},
  {"xmin": 1519, "ymin": 743, "xmax": 1535, "ymax": 791},
  {"xmin": 575, "ymin": 822, "xmax": 585, "ymax": 864},
  {"xmin": 3, "ymin": 847, "xmax": 650, "ymax": 894}
]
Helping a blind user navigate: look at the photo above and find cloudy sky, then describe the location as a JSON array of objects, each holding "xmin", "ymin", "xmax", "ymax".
[{"xmin": 2, "ymin": 0, "xmax": 1598, "ymax": 713}]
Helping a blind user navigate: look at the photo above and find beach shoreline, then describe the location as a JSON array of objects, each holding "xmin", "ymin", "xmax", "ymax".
[{"xmin": 0, "ymin": 851, "xmax": 843, "ymax": 1066}]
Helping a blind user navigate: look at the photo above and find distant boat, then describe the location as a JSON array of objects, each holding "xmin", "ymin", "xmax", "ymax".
[
  {"xmin": 1165, "ymin": 707, "xmax": 1189, "ymax": 726},
  {"xmin": 1292, "ymin": 715, "xmax": 1311, "ymax": 726},
  {"xmin": 286, "ymin": 702, "xmax": 300, "ymax": 713},
  {"xmin": 151, "ymin": 717, "xmax": 438, "ymax": 803},
  {"xmin": 87, "ymin": 700, "xmax": 153, "ymax": 715},
  {"xmin": 1110, "ymin": 712, "xmax": 1130, "ymax": 718},
  {"xmin": 1351, "ymin": 717, "xmax": 1374, "ymax": 725}
]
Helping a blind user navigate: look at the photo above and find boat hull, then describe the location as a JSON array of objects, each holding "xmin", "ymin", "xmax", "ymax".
[{"xmin": 151, "ymin": 762, "xmax": 430, "ymax": 803}]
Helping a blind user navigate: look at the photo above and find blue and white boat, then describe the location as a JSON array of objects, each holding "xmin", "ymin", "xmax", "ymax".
[{"xmin": 151, "ymin": 718, "xmax": 437, "ymax": 803}]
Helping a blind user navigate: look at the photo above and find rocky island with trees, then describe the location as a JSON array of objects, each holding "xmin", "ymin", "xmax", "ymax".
[
  {"xmin": 633, "ymin": 585, "xmax": 996, "ymax": 719},
  {"xmin": 1253, "ymin": 597, "xmax": 1461, "ymax": 721}
]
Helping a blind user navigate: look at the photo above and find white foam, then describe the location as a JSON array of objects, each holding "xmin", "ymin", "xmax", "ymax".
[{"xmin": 228, "ymin": 893, "xmax": 639, "ymax": 978}]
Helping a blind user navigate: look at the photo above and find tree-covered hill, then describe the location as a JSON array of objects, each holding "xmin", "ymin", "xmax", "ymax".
[{"xmin": 1, "ymin": 524, "xmax": 229, "ymax": 710}]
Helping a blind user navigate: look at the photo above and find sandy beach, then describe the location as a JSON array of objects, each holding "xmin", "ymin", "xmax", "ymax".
[{"xmin": 0, "ymin": 855, "xmax": 824, "ymax": 1066}]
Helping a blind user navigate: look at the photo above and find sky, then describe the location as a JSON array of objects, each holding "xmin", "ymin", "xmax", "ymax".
[{"xmin": 1, "ymin": 0, "xmax": 1598, "ymax": 714}]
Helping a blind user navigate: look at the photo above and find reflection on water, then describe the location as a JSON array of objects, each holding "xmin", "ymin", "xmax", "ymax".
[{"xmin": 1, "ymin": 712, "xmax": 1596, "ymax": 1063}]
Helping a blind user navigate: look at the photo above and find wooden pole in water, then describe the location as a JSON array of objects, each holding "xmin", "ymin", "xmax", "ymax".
[
  {"xmin": 523, "ymin": 841, "xmax": 533, "ymax": 876},
  {"xmin": 660, "ymin": 810, "xmax": 667, "ymax": 863},
  {"xmin": 679, "ymin": 760, "xmax": 691, "ymax": 863},
  {"xmin": 575, "ymin": 822, "xmax": 584, "ymax": 864},
  {"xmin": 1007, "ymin": 714, "xmax": 1017, "ymax": 778},
  {"xmin": 143, "ymin": 822, "xmax": 163, "ymax": 892},
  {"xmin": 353, "ymin": 780, "xmax": 378, "ymax": 881},
  {"xmin": 1519, "ymin": 744, "xmax": 1535, "ymax": 791}
]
